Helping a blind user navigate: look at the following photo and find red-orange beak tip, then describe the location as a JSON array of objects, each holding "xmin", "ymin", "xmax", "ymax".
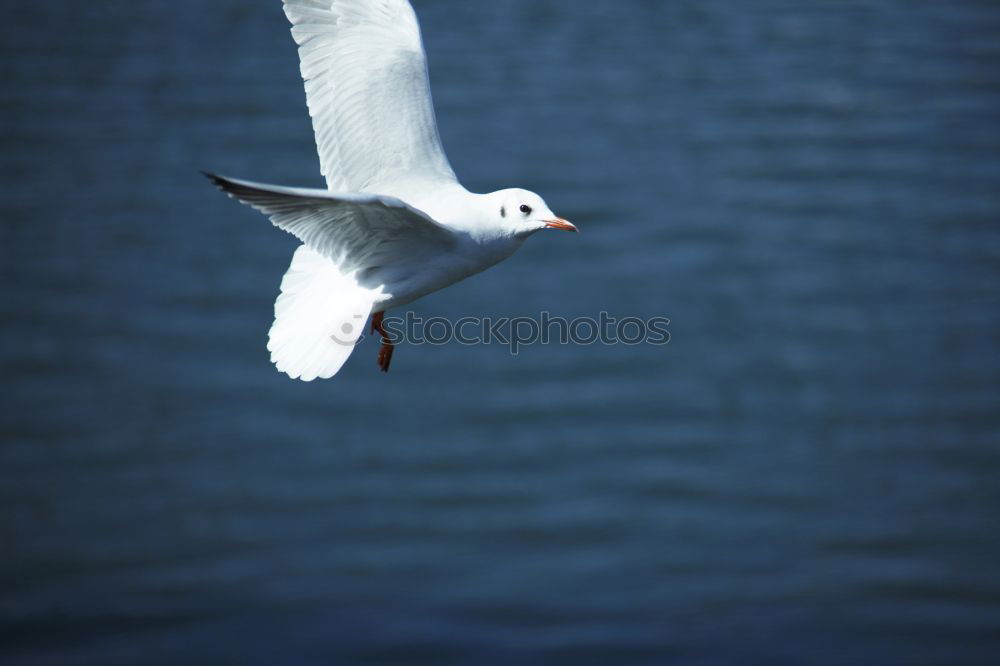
[{"xmin": 544, "ymin": 218, "xmax": 578, "ymax": 233}]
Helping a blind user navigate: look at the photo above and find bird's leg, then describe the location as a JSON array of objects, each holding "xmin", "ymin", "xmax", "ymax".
[{"xmin": 370, "ymin": 311, "xmax": 394, "ymax": 373}]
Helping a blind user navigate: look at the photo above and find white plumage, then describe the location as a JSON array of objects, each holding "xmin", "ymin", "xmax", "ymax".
[
  {"xmin": 286, "ymin": 0, "xmax": 456, "ymax": 194},
  {"xmin": 208, "ymin": 0, "xmax": 577, "ymax": 380},
  {"xmin": 267, "ymin": 245, "xmax": 377, "ymax": 381}
]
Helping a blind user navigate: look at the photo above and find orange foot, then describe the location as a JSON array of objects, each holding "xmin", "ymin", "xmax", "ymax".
[{"xmin": 371, "ymin": 311, "xmax": 395, "ymax": 374}]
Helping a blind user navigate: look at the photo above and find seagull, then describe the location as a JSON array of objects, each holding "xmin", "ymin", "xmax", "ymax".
[{"xmin": 206, "ymin": 0, "xmax": 577, "ymax": 381}]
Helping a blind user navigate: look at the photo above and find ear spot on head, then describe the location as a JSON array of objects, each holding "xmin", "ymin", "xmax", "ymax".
[{"xmin": 500, "ymin": 205, "xmax": 506, "ymax": 218}]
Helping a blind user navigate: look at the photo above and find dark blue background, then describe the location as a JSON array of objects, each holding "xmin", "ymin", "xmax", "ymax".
[{"xmin": 3, "ymin": 1, "xmax": 1000, "ymax": 664}]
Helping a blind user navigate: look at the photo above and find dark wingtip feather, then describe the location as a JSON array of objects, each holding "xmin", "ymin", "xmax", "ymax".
[
  {"xmin": 200, "ymin": 172, "xmax": 279, "ymax": 212},
  {"xmin": 202, "ymin": 170, "xmax": 228, "ymax": 190},
  {"xmin": 202, "ymin": 171, "xmax": 247, "ymax": 201}
]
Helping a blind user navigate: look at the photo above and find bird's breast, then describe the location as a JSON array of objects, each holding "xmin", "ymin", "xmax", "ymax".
[{"xmin": 375, "ymin": 234, "xmax": 524, "ymax": 311}]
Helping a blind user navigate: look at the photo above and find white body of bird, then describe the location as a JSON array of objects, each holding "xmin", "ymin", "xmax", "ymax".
[{"xmin": 207, "ymin": 0, "xmax": 576, "ymax": 381}]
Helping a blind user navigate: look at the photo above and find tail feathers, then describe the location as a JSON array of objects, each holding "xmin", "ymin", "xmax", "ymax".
[{"xmin": 267, "ymin": 245, "xmax": 379, "ymax": 381}]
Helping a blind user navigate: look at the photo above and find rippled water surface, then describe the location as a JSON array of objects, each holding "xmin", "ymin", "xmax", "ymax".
[{"xmin": 3, "ymin": 1, "xmax": 1000, "ymax": 664}]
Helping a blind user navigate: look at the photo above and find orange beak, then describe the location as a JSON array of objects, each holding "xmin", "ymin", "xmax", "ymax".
[{"xmin": 544, "ymin": 217, "xmax": 578, "ymax": 233}]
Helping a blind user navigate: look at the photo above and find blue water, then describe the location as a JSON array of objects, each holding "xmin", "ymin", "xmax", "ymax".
[{"xmin": 3, "ymin": 1, "xmax": 1000, "ymax": 664}]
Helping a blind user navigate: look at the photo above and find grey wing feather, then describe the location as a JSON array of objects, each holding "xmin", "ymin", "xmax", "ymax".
[{"xmin": 205, "ymin": 172, "xmax": 456, "ymax": 274}]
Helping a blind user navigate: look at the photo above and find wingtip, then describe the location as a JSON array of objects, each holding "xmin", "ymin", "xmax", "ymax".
[
  {"xmin": 202, "ymin": 171, "xmax": 238, "ymax": 197},
  {"xmin": 201, "ymin": 170, "xmax": 223, "ymax": 186}
]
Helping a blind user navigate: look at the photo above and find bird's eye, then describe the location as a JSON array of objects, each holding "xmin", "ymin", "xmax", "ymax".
[{"xmin": 520, "ymin": 204, "xmax": 532, "ymax": 215}]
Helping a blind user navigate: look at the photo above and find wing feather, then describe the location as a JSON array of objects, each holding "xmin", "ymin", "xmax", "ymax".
[
  {"xmin": 283, "ymin": 0, "xmax": 457, "ymax": 194},
  {"xmin": 205, "ymin": 172, "xmax": 456, "ymax": 277}
]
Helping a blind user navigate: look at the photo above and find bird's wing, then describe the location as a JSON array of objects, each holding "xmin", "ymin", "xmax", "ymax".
[
  {"xmin": 206, "ymin": 173, "xmax": 457, "ymax": 276},
  {"xmin": 283, "ymin": 0, "xmax": 457, "ymax": 193}
]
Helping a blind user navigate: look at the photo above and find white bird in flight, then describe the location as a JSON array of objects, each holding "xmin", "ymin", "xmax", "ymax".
[{"xmin": 206, "ymin": 0, "xmax": 577, "ymax": 381}]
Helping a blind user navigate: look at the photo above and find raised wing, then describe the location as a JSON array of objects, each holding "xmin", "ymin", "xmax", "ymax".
[
  {"xmin": 205, "ymin": 173, "xmax": 457, "ymax": 277},
  {"xmin": 283, "ymin": 0, "xmax": 457, "ymax": 193}
]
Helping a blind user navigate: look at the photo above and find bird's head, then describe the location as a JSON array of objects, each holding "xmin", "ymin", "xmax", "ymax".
[{"xmin": 488, "ymin": 188, "xmax": 577, "ymax": 237}]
